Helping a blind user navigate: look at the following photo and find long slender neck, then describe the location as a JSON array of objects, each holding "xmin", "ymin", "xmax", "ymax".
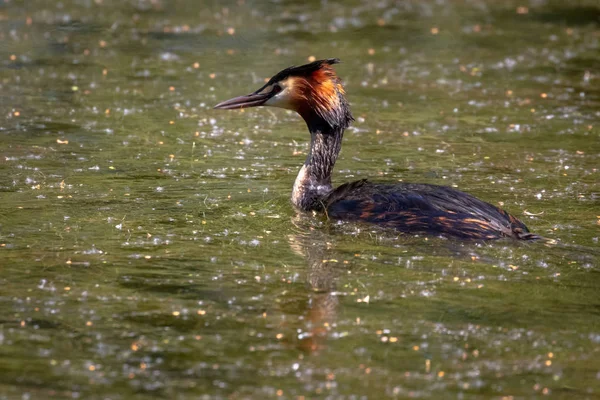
[{"xmin": 291, "ymin": 117, "xmax": 345, "ymax": 211}]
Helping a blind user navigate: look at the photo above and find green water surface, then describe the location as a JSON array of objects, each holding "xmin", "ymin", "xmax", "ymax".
[{"xmin": 0, "ymin": 0, "xmax": 599, "ymax": 399}]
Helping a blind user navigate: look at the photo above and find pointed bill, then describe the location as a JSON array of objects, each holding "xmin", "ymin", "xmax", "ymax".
[{"xmin": 214, "ymin": 92, "xmax": 271, "ymax": 110}]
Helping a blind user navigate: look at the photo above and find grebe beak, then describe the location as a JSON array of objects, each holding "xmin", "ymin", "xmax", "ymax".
[{"xmin": 214, "ymin": 91, "xmax": 271, "ymax": 110}]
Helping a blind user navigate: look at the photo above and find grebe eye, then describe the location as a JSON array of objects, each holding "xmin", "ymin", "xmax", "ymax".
[{"xmin": 272, "ymin": 84, "xmax": 282, "ymax": 95}]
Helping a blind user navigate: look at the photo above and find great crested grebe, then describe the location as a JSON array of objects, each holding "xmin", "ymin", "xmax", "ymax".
[{"xmin": 215, "ymin": 58, "xmax": 537, "ymax": 240}]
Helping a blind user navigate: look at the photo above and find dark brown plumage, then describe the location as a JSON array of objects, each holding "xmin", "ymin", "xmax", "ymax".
[{"xmin": 215, "ymin": 59, "xmax": 538, "ymax": 240}]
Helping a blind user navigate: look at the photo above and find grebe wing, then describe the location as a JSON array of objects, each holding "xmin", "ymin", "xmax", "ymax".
[{"xmin": 324, "ymin": 180, "xmax": 534, "ymax": 240}]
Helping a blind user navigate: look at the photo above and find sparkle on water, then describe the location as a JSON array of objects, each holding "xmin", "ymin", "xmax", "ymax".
[{"xmin": 0, "ymin": 0, "xmax": 599, "ymax": 398}]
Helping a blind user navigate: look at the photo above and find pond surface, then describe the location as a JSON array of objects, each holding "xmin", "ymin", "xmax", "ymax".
[{"xmin": 1, "ymin": 0, "xmax": 599, "ymax": 398}]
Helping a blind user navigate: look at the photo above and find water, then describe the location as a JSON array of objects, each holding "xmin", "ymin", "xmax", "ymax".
[{"xmin": 1, "ymin": 0, "xmax": 599, "ymax": 398}]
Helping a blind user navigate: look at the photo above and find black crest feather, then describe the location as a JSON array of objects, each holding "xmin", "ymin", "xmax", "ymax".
[
  {"xmin": 268, "ymin": 58, "xmax": 340, "ymax": 84},
  {"xmin": 254, "ymin": 59, "xmax": 341, "ymax": 94}
]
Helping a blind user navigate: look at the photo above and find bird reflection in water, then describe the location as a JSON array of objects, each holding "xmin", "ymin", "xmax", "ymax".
[{"xmin": 287, "ymin": 214, "xmax": 342, "ymax": 353}]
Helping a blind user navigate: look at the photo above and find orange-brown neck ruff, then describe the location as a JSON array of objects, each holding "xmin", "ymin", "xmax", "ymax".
[
  {"xmin": 252, "ymin": 58, "xmax": 353, "ymax": 132},
  {"xmin": 291, "ymin": 66, "xmax": 352, "ymax": 132}
]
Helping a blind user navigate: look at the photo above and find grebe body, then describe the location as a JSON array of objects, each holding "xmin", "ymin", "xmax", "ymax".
[{"xmin": 215, "ymin": 59, "xmax": 536, "ymax": 240}]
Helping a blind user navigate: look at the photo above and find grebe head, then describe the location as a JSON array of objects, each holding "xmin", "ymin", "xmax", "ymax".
[{"xmin": 214, "ymin": 58, "xmax": 353, "ymax": 130}]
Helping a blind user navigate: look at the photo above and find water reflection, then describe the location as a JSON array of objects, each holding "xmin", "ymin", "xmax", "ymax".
[{"xmin": 288, "ymin": 214, "xmax": 340, "ymax": 353}]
